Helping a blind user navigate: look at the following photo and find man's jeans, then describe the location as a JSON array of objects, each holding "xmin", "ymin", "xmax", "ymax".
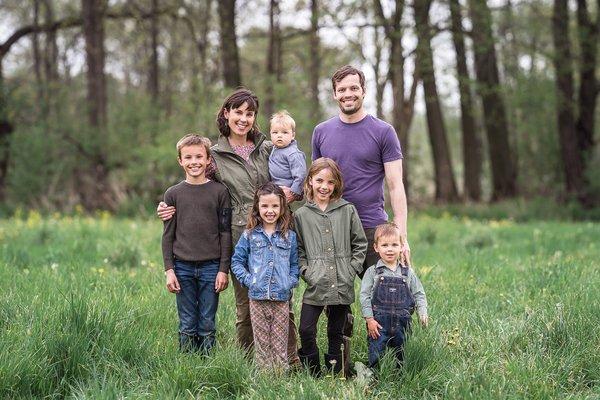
[{"xmin": 174, "ymin": 259, "xmax": 220, "ymax": 353}]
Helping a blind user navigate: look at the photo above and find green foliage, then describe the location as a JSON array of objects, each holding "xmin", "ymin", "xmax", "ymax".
[
  {"xmin": 416, "ymin": 197, "xmax": 600, "ymax": 221},
  {"xmin": 0, "ymin": 215, "xmax": 598, "ymax": 398},
  {"xmin": 507, "ymin": 74, "xmax": 562, "ymax": 196}
]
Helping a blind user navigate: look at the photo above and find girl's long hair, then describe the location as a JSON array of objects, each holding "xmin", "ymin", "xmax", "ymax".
[
  {"xmin": 303, "ymin": 157, "xmax": 344, "ymax": 202},
  {"xmin": 246, "ymin": 182, "xmax": 293, "ymax": 237},
  {"xmin": 216, "ymin": 88, "xmax": 260, "ymax": 140}
]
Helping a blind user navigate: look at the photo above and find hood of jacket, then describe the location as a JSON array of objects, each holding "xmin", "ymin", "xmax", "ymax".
[{"xmin": 302, "ymin": 198, "xmax": 351, "ymax": 214}]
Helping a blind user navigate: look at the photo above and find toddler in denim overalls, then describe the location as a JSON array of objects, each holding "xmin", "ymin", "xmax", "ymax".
[{"xmin": 359, "ymin": 223, "xmax": 428, "ymax": 368}]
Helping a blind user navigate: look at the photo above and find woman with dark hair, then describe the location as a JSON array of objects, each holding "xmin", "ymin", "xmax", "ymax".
[{"xmin": 158, "ymin": 88, "xmax": 299, "ymax": 363}]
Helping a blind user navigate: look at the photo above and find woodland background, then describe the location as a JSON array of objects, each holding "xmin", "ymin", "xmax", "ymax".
[{"xmin": 1, "ymin": 0, "xmax": 600, "ymax": 216}]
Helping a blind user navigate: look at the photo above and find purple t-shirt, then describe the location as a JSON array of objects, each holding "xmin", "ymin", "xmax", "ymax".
[{"xmin": 312, "ymin": 115, "xmax": 403, "ymax": 228}]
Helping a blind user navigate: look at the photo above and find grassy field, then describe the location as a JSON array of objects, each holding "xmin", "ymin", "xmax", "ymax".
[{"xmin": 1, "ymin": 211, "xmax": 599, "ymax": 399}]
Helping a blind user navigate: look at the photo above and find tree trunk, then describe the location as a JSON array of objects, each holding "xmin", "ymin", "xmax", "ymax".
[
  {"xmin": 33, "ymin": 0, "xmax": 43, "ymax": 98},
  {"xmin": 81, "ymin": 0, "xmax": 114, "ymax": 210},
  {"xmin": 265, "ymin": 0, "xmax": 281, "ymax": 120},
  {"xmin": 309, "ymin": 0, "xmax": 321, "ymax": 123},
  {"xmin": 468, "ymin": 0, "xmax": 517, "ymax": 200},
  {"xmin": 552, "ymin": 0, "xmax": 588, "ymax": 200},
  {"xmin": 449, "ymin": 0, "xmax": 482, "ymax": 201},
  {"xmin": 43, "ymin": 0, "xmax": 59, "ymax": 82},
  {"xmin": 218, "ymin": 0, "xmax": 241, "ymax": 88},
  {"xmin": 414, "ymin": 0, "xmax": 459, "ymax": 202},
  {"xmin": 373, "ymin": 26, "xmax": 386, "ymax": 119},
  {"xmin": 575, "ymin": 0, "xmax": 597, "ymax": 158},
  {"xmin": 0, "ymin": 66, "xmax": 12, "ymax": 202},
  {"xmin": 374, "ymin": 0, "xmax": 419, "ymax": 196},
  {"xmin": 199, "ymin": 0, "xmax": 213, "ymax": 89},
  {"xmin": 82, "ymin": 0, "xmax": 107, "ymax": 129},
  {"xmin": 42, "ymin": 0, "xmax": 59, "ymax": 123},
  {"xmin": 148, "ymin": 0, "xmax": 160, "ymax": 104}
]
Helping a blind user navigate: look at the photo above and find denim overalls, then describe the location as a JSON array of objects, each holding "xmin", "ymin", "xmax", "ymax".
[{"xmin": 367, "ymin": 265, "xmax": 415, "ymax": 367}]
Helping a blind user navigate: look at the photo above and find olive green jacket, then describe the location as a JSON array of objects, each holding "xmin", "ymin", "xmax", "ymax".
[
  {"xmin": 294, "ymin": 199, "xmax": 367, "ymax": 306},
  {"xmin": 211, "ymin": 133, "xmax": 273, "ymax": 245}
]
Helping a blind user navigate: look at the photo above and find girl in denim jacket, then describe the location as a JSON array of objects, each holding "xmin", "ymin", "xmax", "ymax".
[{"xmin": 231, "ymin": 182, "xmax": 299, "ymax": 372}]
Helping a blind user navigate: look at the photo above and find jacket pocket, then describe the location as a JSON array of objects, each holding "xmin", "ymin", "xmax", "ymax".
[
  {"xmin": 305, "ymin": 259, "xmax": 325, "ymax": 289},
  {"xmin": 250, "ymin": 238, "xmax": 268, "ymax": 256},
  {"xmin": 275, "ymin": 238, "xmax": 291, "ymax": 259},
  {"xmin": 340, "ymin": 257, "xmax": 357, "ymax": 288}
]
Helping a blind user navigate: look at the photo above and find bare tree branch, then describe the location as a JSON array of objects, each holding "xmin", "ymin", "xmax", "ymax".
[{"xmin": 0, "ymin": 5, "xmax": 177, "ymax": 60}]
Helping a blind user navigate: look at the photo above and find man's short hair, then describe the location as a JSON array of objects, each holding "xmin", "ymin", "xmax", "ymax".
[
  {"xmin": 374, "ymin": 222, "xmax": 402, "ymax": 244},
  {"xmin": 270, "ymin": 110, "xmax": 296, "ymax": 133},
  {"xmin": 331, "ymin": 65, "xmax": 366, "ymax": 92},
  {"xmin": 176, "ymin": 134, "xmax": 212, "ymax": 159}
]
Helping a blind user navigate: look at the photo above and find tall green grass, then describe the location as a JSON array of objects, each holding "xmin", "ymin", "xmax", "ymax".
[{"xmin": 0, "ymin": 212, "xmax": 598, "ymax": 398}]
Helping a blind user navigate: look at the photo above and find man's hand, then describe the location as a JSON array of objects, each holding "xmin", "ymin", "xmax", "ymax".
[
  {"xmin": 215, "ymin": 271, "xmax": 229, "ymax": 292},
  {"xmin": 419, "ymin": 314, "xmax": 429, "ymax": 328},
  {"xmin": 157, "ymin": 201, "xmax": 176, "ymax": 221},
  {"xmin": 400, "ymin": 237, "xmax": 411, "ymax": 266},
  {"xmin": 366, "ymin": 317, "xmax": 382, "ymax": 339},
  {"xmin": 165, "ymin": 269, "xmax": 180, "ymax": 293}
]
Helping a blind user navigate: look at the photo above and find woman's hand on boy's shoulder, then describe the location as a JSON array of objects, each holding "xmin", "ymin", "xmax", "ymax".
[{"xmin": 157, "ymin": 201, "xmax": 176, "ymax": 221}]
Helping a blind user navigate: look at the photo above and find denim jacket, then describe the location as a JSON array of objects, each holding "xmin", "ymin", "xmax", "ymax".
[{"xmin": 230, "ymin": 225, "xmax": 299, "ymax": 301}]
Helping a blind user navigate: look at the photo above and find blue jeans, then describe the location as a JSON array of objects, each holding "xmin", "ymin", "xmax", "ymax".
[
  {"xmin": 367, "ymin": 312, "xmax": 411, "ymax": 368},
  {"xmin": 174, "ymin": 259, "xmax": 220, "ymax": 354}
]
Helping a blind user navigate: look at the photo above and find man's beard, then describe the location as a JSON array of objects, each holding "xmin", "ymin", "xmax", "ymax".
[{"xmin": 338, "ymin": 97, "xmax": 362, "ymax": 115}]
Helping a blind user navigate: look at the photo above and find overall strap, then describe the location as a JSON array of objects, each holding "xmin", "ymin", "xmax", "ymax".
[
  {"xmin": 375, "ymin": 265, "xmax": 387, "ymax": 276},
  {"xmin": 400, "ymin": 264, "xmax": 410, "ymax": 278}
]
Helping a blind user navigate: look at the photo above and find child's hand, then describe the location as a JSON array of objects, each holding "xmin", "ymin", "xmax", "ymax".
[
  {"xmin": 419, "ymin": 314, "xmax": 429, "ymax": 328},
  {"xmin": 165, "ymin": 269, "xmax": 180, "ymax": 293},
  {"xmin": 279, "ymin": 186, "xmax": 295, "ymax": 203},
  {"xmin": 366, "ymin": 317, "xmax": 382, "ymax": 339},
  {"xmin": 215, "ymin": 271, "xmax": 229, "ymax": 292},
  {"xmin": 285, "ymin": 192, "xmax": 296, "ymax": 204}
]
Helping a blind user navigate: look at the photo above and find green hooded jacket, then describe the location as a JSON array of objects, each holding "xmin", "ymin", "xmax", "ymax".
[
  {"xmin": 294, "ymin": 199, "xmax": 367, "ymax": 306},
  {"xmin": 211, "ymin": 133, "xmax": 272, "ymax": 245}
]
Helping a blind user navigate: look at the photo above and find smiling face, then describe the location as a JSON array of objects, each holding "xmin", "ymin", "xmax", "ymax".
[
  {"xmin": 374, "ymin": 233, "xmax": 402, "ymax": 266},
  {"xmin": 270, "ymin": 121, "xmax": 295, "ymax": 149},
  {"xmin": 223, "ymin": 102, "xmax": 256, "ymax": 139},
  {"xmin": 309, "ymin": 168, "xmax": 337, "ymax": 204},
  {"xmin": 258, "ymin": 193, "xmax": 282, "ymax": 228},
  {"xmin": 333, "ymin": 73, "xmax": 365, "ymax": 115},
  {"xmin": 178, "ymin": 144, "xmax": 209, "ymax": 182}
]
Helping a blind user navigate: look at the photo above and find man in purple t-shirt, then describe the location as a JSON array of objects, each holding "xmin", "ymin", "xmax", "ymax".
[
  {"xmin": 304, "ymin": 65, "xmax": 411, "ymax": 376},
  {"xmin": 312, "ymin": 65, "xmax": 410, "ymax": 274}
]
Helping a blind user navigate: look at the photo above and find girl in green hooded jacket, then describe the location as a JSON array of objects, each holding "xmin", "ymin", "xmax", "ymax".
[{"xmin": 294, "ymin": 157, "xmax": 367, "ymax": 376}]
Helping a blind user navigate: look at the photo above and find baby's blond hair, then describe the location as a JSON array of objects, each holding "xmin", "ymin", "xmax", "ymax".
[{"xmin": 269, "ymin": 110, "xmax": 296, "ymax": 132}]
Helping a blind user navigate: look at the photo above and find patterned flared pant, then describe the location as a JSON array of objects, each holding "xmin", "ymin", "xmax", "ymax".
[{"xmin": 249, "ymin": 299, "xmax": 289, "ymax": 371}]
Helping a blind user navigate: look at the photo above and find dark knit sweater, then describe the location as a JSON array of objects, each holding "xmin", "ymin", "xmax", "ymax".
[{"xmin": 161, "ymin": 180, "xmax": 232, "ymax": 272}]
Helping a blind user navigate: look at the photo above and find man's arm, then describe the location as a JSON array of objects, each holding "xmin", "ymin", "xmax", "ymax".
[
  {"xmin": 384, "ymin": 159, "xmax": 410, "ymax": 262},
  {"xmin": 384, "ymin": 159, "xmax": 408, "ymax": 238}
]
